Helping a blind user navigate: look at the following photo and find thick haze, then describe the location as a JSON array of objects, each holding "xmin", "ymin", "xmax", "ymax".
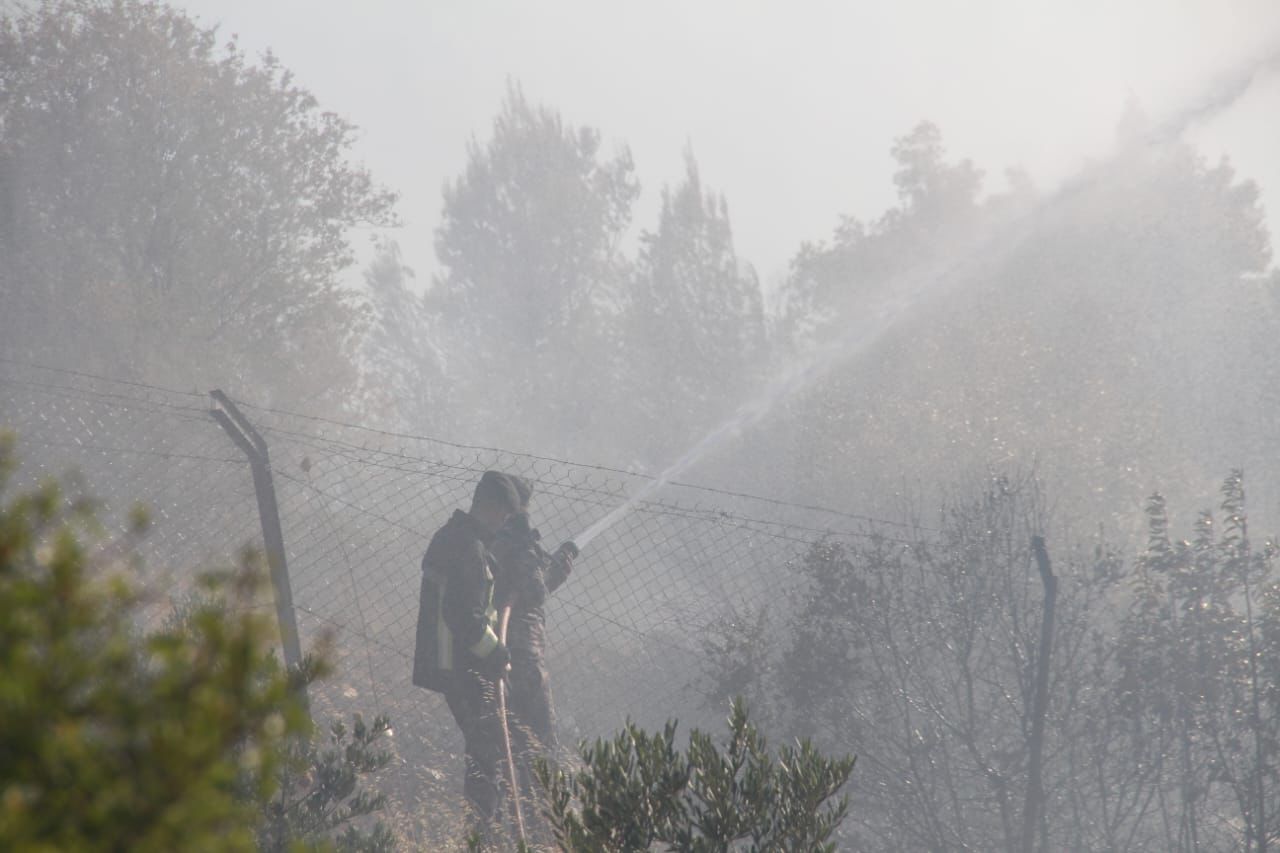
[
  {"xmin": 8, "ymin": 2, "xmax": 1280, "ymax": 848},
  {"xmin": 179, "ymin": 0, "xmax": 1280, "ymax": 287}
]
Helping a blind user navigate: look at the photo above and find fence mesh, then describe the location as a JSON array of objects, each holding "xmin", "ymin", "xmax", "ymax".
[{"xmin": 0, "ymin": 359, "xmax": 920, "ymax": 842}]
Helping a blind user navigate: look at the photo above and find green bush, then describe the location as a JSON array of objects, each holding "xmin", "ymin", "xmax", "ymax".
[
  {"xmin": 0, "ymin": 433, "xmax": 399, "ymax": 850},
  {"xmin": 257, "ymin": 713, "xmax": 396, "ymax": 853},
  {"xmin": 536, "ymin": 698, "xmax": 853, "ymax": 852}
]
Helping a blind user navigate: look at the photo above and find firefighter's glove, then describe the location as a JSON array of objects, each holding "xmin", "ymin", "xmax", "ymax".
[
  {"xmin": 481, "ymin": 642, "xmax": 511, "ymax": 681},
  {"xmin": 546, "ymin": 548, "xmax": 574, "ymax": 592}
]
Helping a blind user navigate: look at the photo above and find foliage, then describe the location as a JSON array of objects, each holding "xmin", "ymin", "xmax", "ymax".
[
  {"xmin": 1113, "ymin": 471, "xmax": 1280, "ymax": 851},
  {"xmin": 428, "ymin": 82, "xmax": 639, "ymax": 453},
  {"xmin": 0, "ymin": 433, "xmax": 314, "ymax": 850},
  {"xmin": 0, "ymin": 0, "xmax": 396, "ymax": 405},
  {"xmin": 697, "ymin": 604, "xmax": 773, "ymax": 719},
  {"xmin": 0, "ymin": 434, "xmax": 400, "ymax": 850},
  {"xmin": 418, "ymin": 88, "xmax": 774, "ymax": 465},
  {"xmin": 357, "ymin": 240, "xmax": 444, "ymax": 431},
  {"xmin": 776, "ymin": 120, "xmax": 983, "ymax": 351},
  {"xmin": 257, "ymin": 712, "xmax": 397, "ymax": 853},
  {"xmin": 624, "ymin": 150, "xmax": 769, "ymax": 468},
  {"xmin": 700, "ymin": 470, "xmax": 1280, "ymax": 851},
  {"xmin": 764, "ymin": 113, "xmax": 1274, "ymax": 524},
  {"xmin": 770, "ymin": 477, "xmax": 1101, "ymax": 851},
  {"xmin": 535, "ymin": 698, "xmax": 853, "ymax": 852}
]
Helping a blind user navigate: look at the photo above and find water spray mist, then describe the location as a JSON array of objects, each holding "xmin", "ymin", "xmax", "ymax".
[{"xmin": 571, "ymin": 44, "xmax": 1280, "ymax": 552}]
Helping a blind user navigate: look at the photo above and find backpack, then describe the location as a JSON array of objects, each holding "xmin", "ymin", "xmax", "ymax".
[{"xmin": 412, "ymin": 555, "xmax": 453, "ymax": 693}]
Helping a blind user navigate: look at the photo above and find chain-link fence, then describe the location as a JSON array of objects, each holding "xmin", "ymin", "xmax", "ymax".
[{"xmin": 0, "ymin": 358, "xmax": 924, "ymax": 843}]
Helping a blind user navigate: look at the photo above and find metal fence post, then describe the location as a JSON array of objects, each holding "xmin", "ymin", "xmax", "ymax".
[
  {"xmin": 1021, "ymin": 535, "xmax": 1057, "ymax": 853},
  {"xmin": 209, "ymin": 390, "xmax": 305, "ymax": 689}
]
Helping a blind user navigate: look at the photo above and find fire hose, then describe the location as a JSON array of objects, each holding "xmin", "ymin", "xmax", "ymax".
[
  {"xmin": 496, "ymin": 603, "xmax": 527, "ymax": 846},
  {"xmin": 494, "ymin": 604, "xmax": 524, "ymax": 845},
  {"xmin": 495, "ymin": 541, "xmax": 576, "ymax": 846}
]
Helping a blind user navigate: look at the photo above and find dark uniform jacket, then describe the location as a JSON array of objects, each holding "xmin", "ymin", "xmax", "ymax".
[
  {"xmin": 413, "ymin": 509, "xmax": 501, "ymax": 692},
  {"xmin": 491, "ymin": 514, "xmax": 569, "ymax": 653}
]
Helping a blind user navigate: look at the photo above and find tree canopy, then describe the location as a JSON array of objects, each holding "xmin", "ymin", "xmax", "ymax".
[
  {"xmin": 0, "ymin": 433, "xmax": 310, "ymax": 850},
  {"xmin": 0, "ymin": 0, "xmax": 396, "ymax": 406},
  {"xmin": 428, "ymin": 83, "xmax": 638, "ymax": 455}
]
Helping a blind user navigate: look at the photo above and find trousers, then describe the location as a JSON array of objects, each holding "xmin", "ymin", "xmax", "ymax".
[{"xmin": 444, "ymin": 670, "xmax": 506, "ymax": 826}]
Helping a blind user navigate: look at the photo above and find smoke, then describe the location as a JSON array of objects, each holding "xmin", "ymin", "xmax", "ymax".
[
  {"xmin": 573, "ymin": 40, "xmax": 1280, "ymax": 550},
  {"xmin": 1146, "ymin": 43, "xmax": 1280, "ymax": 145}
]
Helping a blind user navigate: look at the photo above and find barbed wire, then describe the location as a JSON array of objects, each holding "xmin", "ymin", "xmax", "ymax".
[
  {"xmin": 1, "ymin": 356, "xmax": 935, "ymax": 532},
  {"xmin": 231, "ymin": 395, "xmax": 936, "ymax": 533},
  {"xmin": 0, "ymin": 355, "xmax": 208, "ymax": 400}
]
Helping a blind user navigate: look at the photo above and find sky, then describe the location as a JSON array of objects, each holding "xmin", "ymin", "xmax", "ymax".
[{"xmin": 178, "ymin": 0, "xmax": 1280, "ymax": 292}]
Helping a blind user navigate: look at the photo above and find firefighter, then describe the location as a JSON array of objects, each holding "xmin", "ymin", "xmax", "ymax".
[
  {"xmin": 491, "ymin": 478, "xmax": 573, "ymax": 765},
  {"xmin": 413, "ymin": 470, "xmax": 522, "ymax": 835}
]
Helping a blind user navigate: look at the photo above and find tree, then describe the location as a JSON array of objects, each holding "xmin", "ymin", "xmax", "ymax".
[
  {"xmin": 429, "ymin": 83, "xmax": 638, "ymax": 455},
  {"xmin": 0, "ymin": 432, "xmax": 402, "ymax": 850},
  {"xmin": 698, "ymin": 475, "xmax": 1126, "ymax": 851},
  {"xmin": 0, "ymin": 432, "xmax": 313, "ymax": 850},
  {"xmin": 775, "ymin": 121, "xmax": 983, "ymax": 353},
  {"xmin": 623, "ymin": 150, "xmax": 768, "ymax": 468},
  {"xmin": 1114, "ymin": 473, "xmax": 1280, "ymax": 852},
  {"xmin": 0, "ymin": 0, "xmax": 396, "ymax": 406},
  {"xmin": 887, "ymin": 121, "xmax": 984, "ymax": 227},
  {"xmin": 697, "ymin": 467, "xmax": 1280, "ymax": 851},
  {"xmin": 760, "ymin": 114, "xmax": 1273, "ymax": 523},
  {"xmin": 357, "ymin": 240, "xmax": 446, "ymax": 430},
  {"xmin": 535, "ymin": 698, "xmax": 854, "ymax": 852},
  {"xmin": 257, "ymin": 712, "xmax": 396, "ymax": 853}
]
